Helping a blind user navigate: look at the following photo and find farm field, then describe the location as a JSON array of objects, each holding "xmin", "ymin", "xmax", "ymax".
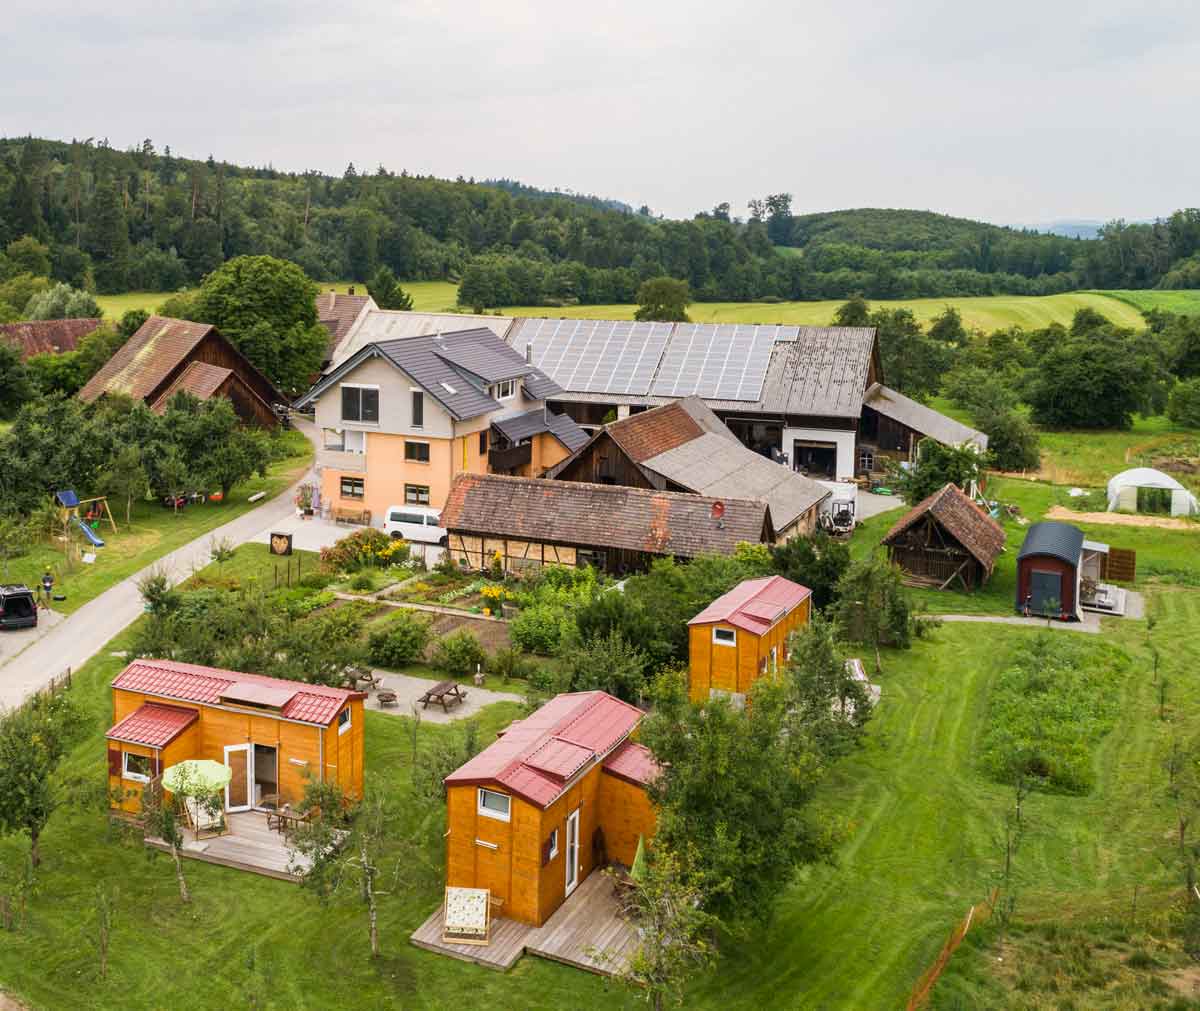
[{"xmin": 1099, "ymin": 288, "xmax": 1200, "ymax": 316}]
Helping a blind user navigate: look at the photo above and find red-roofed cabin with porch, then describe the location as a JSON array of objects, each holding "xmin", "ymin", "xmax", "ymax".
[
  {"xmin": 105, "ymin": 658, "xmax": 365, "ymax": 816},
  {"xmin": 442, "ymin": 690, "xmax": 659, "ymax": 927},
  {"xmin": 687, "ymin": 575, "xmax": 812, "ymax": 705}
]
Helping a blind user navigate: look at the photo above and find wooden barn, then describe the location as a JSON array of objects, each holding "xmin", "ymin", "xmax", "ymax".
[
  {"xmin": 881, "ymin": 483, "xmax": 1006, "ymax": 590},
  {"xmin": 106, "ymin": 658, "xmax": 365, "ymax": 817},
  {"xmin": 440, "ymin": 472, "xmax": 775, "ymax": 576},
  {"xmin": 0, "ymin": 317, "xmax": 101, "ymax": 359},
  {"xmin": 78, "ymin": 315, "xmax": 285, "ymax": 427},
  {"xmin": 687, "ymin": 576, "xmax": 812, "ymax": 705},
  {"xmin": 1015, "ymin": 521, "xmax": 1087, "ymax": 620},
  {"xmin": 442, "ymin": 690, "xmax": 659, "ymax": 927}
]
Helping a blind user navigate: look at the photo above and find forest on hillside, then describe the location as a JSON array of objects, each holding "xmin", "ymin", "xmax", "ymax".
[{"xmin": 3, "ymin": 136, "xmax": 1200, "ymax": 309}]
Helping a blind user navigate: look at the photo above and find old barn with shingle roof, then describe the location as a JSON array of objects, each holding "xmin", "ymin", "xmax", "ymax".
[
  {"xmin": 882, "ymin": 482, "xmax": 1006, "ymax": 590},
  {"xmin": 441, "ymin": 471, "xmax": 773, "ymax": 575},
  {"xmin": 78, "ymin": 315, "xmax": 285, "ymax": 427},
  {"xmin": 0, "ymin": 317, "xmax": 101, "ymax": 359}
]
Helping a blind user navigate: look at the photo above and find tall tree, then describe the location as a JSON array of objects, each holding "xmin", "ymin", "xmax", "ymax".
[
  {"xmin": 634, "ymin": 277, "xmax": 691, "ymax": 322},
  {"xmin": 366, "ymin": 266, "xmax": 414, "ymax": 310},
  {"xmin": 86, "ymin": 177, "xmax": 131, "ymax": 293},
  {"xmin": 831, "ymin": 557, "xmax": 915, "ymax": 673}
]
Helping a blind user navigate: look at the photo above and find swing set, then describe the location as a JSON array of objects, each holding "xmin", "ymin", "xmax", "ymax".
[{"xmin": 54, "ymin": 489, "xmax": 117, "ymax": 549}]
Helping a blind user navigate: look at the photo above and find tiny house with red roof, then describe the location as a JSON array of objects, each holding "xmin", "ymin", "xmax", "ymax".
[
  {"xmin": 687, "ymin": 575, "xmax": 812, "ymax": 704},
  {"xmin": 106, "ymin": 658, "xmax": 365, "ymax": 816},
  {"xmin": 442, "ymin": 691, "xmax": 659, "ymax": 927}
]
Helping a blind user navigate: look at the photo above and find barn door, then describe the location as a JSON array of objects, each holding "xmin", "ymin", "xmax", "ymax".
[{"xmin": 1029, "ymin": 570, "xmax": 1062, "ymax": 615}]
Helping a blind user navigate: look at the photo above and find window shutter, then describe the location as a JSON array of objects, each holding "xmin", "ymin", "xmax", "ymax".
[{"xmin": 107, "ymin": 748, "xmax": 122, "ymax": 777}]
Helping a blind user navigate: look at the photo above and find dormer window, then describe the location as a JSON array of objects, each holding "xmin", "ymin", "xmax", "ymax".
[{"xmin": 492, "ymin": 379, "xmax": 516, "ymax": 401}]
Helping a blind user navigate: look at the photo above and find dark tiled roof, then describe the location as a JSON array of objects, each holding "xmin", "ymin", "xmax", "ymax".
[
  {"xmin": 492, "ymin": 408, "xmax": 590, "ymax": 453},
  {"xmin": 1016, "ymin": 521, "xmax": 1085, "ymax": 567},
  {"xmin": 149, "ymin": 361, "xmax": 233, "ymax": 412},
  {"xmin": 522, "ymin": 370, "xmax": 563, "ymax": 401},
  {"xmin": 111, "ymin": 658, "xmax": 364, "ymax": 727},
  {"xmin": 442, "ymin": 473, "xmax": 772, "ymax": 557},
  {"xmin": 78, "ymin": 315, "xmax": 214, "ymax": 403},
  {"xmin": 883, "ymin": 483, "xmax": 1007, "ymax": 574},
  {"xmin": 433, "ymin": 335, "xmax": 536, "ymax": 383},
  {"xmin": 315, "ymin": 291, "xmax": 371, "ymax": 360},
  {"xmin": 106, "ymin": 702, "xmax": 199, "ymax": 748},
  {"xmin": 444, "ymin": 691, "xmax": 645, "ymax": 807},
  {"xmin": 0, "ymin": 317, "xmax": 101, "ymax": 359}
]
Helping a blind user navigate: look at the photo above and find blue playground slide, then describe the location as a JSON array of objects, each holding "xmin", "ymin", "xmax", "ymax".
[{"xmin": 73, "ymin": 516, "xmax": 105, "ymax": 548}]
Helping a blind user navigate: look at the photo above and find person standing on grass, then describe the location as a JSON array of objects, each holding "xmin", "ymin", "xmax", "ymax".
[{"xmin": 41, "ymin": 569, "xmax": 54, "ymax": 609}]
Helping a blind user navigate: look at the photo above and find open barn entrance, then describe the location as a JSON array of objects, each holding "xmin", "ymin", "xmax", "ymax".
[{"xmin": 793, "ymin": 440, "xmax": 837, "ymax": 479}]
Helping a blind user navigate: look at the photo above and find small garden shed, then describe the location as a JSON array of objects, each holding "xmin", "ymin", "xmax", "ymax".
[
  {"xmin": 1015, "ymin": 521, "xmax": 1085, "ymax": 620},
  {"xmin": 881, "ymin": 483, "xmax": 1005, "ymax": 590}
]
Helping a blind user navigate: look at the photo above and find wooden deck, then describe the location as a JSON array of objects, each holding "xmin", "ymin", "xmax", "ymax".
[
  {"xmin": 146, "ymin": 811, "xmax": 309, "ymax": 882},
  {"xmin": 410, "ymin": 869, "xmax": 638, "ymax": 976}
]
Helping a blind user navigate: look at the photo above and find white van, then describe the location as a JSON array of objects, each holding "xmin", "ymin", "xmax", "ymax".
[{"xmin": 384, "ymin": 505, "xmax": 447, "ymax": 545}]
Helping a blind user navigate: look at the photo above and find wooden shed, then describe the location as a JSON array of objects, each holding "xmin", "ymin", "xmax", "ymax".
[
  {"xmin": 687, "ymin": 576, "xmax": 812, "ymax": 704},
  {"xmin": 442, "ymin": 691, "xmax": 659, "ymax": 928},
  {"xmin": 881, "ymin": 483, "xmax": 1006, "ymax": 590},
  {"xmin": 106, "ymin": 658, "xmax": 365, "ymax": 816},
  {"xmin": 1015, "ymin": 521, "xmax": 1085, "ymax": 620}
]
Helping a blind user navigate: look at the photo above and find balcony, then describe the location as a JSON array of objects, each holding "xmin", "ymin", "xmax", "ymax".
[
  {"xmin": 316, "ymin": 448, "xmax": 367, "ymax": 473},
  {"xmin": 488, "ymin": 442, "xmax": 532, "ymax": 472}
]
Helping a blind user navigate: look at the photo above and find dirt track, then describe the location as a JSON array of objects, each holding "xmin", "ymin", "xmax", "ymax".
[{"xmin": 1046, "ymin": 505, "xmax": 1198, "ymax": 531}]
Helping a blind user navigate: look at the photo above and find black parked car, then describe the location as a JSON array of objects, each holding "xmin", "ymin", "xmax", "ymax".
[{"xmin": 0, "ymin": 584, "xmax": 37, "ymax": 630}]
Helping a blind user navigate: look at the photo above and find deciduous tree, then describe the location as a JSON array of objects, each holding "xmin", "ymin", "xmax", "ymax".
[{"xmin": 634, "ymin": 277, "xmax": 691, "ymax": 322}]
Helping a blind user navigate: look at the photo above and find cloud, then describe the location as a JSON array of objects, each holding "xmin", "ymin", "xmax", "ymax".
[{"xmin": 2, "ymin": 0, "xmax": 1198, "ymax": 223}]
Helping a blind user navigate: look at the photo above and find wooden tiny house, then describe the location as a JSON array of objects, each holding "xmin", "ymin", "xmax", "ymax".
[
  {"xmin": 443, "ymin": 691, "xmax": 658, "ymax": 928},
  {"xmin": 106, "ymin": 659, "xmax": 365, "ymax": 815},
  {"xmin": 687, "ymin": 576, "xmax": 812, "ymax": 704}
]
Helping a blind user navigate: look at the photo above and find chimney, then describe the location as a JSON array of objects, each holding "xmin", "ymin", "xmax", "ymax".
[{"xmin": 525, "ymin": 341, "xmax": 532, "ymax": 363}]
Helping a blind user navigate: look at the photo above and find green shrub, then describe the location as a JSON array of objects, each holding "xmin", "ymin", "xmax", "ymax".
[
  {"xmin": 298, "ymin": 571, "xmax": 336, "ymax": 590},
  {"xmin": 350, "ymin": 571, "xmax": 375, "ymax": 591},
  {"xmin": 430, "ymin": 629, "xmax": 487, "ymax": 677},
  {"xmin": 1168, "ymin": 376, "xmax": 1200, "ymax": 426},
  {"xmin": 367, "ymin": 611, "xmax": 432, "ymax": 667},
  {"xmin": 509, "ymin": 603, "xmax": 572, "ymax": 654},
  {"xmin": 490, "ymin": 646, "xmax": 537, "ymax": 682}
]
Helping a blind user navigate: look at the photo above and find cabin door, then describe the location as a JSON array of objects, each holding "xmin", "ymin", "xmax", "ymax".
[
  {"xmin": 565, "ymin": 808, "xmax": 580, "ymax": 896},
  {"xmin": 224, "ymin": 744, "xmax": 252, "ymax": 812},
  {"xmin": 1029, "ymin": 570, "xmax": 1063, "ymax": 615}
]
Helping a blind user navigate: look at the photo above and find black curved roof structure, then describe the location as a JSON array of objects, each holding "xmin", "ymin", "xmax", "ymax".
[{"xmin": 1016, "ymin": 521, "xmax": 1084, "ymax": 566}]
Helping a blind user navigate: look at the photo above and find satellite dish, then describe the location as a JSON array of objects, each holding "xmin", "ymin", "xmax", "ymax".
[{"xmin": 711, "ymin": 501, "xmax": 725, "ymax": 520}]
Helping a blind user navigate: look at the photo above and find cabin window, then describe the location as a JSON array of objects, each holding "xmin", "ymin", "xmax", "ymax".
[
  {"xmin": 712, "ymin": 627, "xmax": 736, "ymax": 646},
  {"xmin": 123, "ymin": 752, "xmax": 153, "ymax": 783},
  {"xmin": 547, "ymin": 828, "xmax": 559, "ymax": 862},
  {"xmin": 492, "ymin": 379, "xmax": 516, "ymax": 401},
  {"xmin": 479, "ymin": 430, "xmax": 488, "ymax": 455},
  {"xmin": 858, "ymin": 449, "xmax": 875, "ymax": 473},
  {"xmin": 478, "ymin": 788, "xmax": 511, "ymax": 822},
  {"xmin": 405, "ymin": 441, "xmax": 431, "ymax": 463},
  {"xmin": 405, "ymin": 484, "xmax": 431, "ymax": 506},
  {"xmin": 411, "ymin": 390, "xmax": 424, "ymax": 428},
  {"xmin": 341, "ymin": 385, "xmax": 379, "ymax": 424},
  {"xmin": 340, "ymin": 476, "xmax": 365, "ymax": 499},
  {"xmin": 770, "ymin": 646, "xmax": 778, "ymax": 673},
  {"xmin": 338, "ymin": 707, "xmax": 352, "ymax": 736}
]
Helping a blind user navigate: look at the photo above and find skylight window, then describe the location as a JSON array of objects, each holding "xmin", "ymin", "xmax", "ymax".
[{"xmin": 440, "ymin": 382, "xmax": 458, "ymax": 395}]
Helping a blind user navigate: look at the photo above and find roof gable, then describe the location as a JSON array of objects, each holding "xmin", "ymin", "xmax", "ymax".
[
  {"xmin": 78, "ymin": 316, "xmax": 214, "ymax": 403},
  {"xmin": 149, "ymin": 361, "xmax": 234, "ymax": 412},
  {"xmin": 315, "ymin": 290, "xmax": 373, "ymax": 360},
  {"xmin": 882, "ymin": 483, "xmax": 1006, "ymax": 572},
  {"xmin": 1017, "ymin": 521, "xmax": 1085, "ymax": 566},
  {"xmin": 106, "ymin": 702, "xmax": 198, "ymax": 748}
]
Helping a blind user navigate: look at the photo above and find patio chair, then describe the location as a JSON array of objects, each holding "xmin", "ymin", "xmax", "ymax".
[{"xmin": 185, "ymin": 795, "xmax": 226, "ymax": 840}]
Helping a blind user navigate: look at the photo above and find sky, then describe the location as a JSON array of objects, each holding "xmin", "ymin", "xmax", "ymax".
[{"xmin": 4, "ymin": 0, "xmax": 1199, "ymax": 225}]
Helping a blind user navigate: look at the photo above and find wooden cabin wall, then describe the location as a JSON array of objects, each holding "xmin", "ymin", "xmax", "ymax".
[
  {"xmin": 553, "ymin": 434, "xmax": 656, "ymax": 489},
  {"xmin": 596, "ymin": 773, "xmax": 656, "ymax": 867},
  {"xmin": 107, "ymin": 740, "xmax": 158, "ymax": 813},
  {"xmin": 322, "ymin": 699, "xmax": 364, "ymax": 800},
  {"xmin": 1017, "ymin": 555, "xmax": 1078, "ymax": 614},
  {"xmin": 535, "ymin": 767, "xmax": 603, "ymax": 927},
  {"xmin": 688, "ymin": 597, "xmax": 810, "ymax": 702}
]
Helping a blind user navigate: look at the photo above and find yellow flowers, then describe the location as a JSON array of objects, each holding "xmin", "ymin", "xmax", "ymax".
[{"xmin": 481, "ymin": 584, "xmax": 506, "ymax": 602}]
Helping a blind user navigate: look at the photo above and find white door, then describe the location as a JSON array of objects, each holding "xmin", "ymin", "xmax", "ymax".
[
  {"xmin": 565, "ymin": 808, "xmax": 580, "ymax": 896},
  {"xmin": 224, "ymin": 744, "xmax": 252, "ymax": 812}
]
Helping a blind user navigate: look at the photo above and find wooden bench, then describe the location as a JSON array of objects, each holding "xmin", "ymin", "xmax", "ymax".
[
  {"xmin": 419, "ymin": 680, "xmax": 468, "ymax": 712},
  {"xmin": 334, "ymin": 506, "xmax": 372, "ymax": 526}
]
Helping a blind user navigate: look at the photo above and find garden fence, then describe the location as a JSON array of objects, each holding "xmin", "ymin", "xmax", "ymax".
[{"xmin": 906, "ymin": 887, "xmax": 999, "ymax": 1010}]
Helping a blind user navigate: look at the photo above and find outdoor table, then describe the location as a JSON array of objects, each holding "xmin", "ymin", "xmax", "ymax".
[{"xmin": 419, "ymin": 680, "xmax": 468, "ymax": 712}]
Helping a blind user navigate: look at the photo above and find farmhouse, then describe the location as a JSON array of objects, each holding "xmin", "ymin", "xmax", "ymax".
[
  {"xmin": 0, "ymin": 317, "xmax": 101, "ymax": 359},
  {"xmin": 315, "ymin": 288, "xmax": 374, "ymax": 365},
  {"xmin": 687, "ymin": 576, "xmax": 812, "ymax": 705},
  {"xmin": 105, "ymin": 658, "xmax": 365, "ymax": 817},
  {"xmin": 294, "ymin": 326, "xmax": 587, "ymax": 521},
  {"xmin": 78, "ymin": 315, "xmax": 285, "ymax": 428},
  {"xmin": 881, "ymin": 483, "xmax": 1005, "ymax": 590},
  {"xmin": 442, "ymin": 690, "xmax": 658, "ymax": 928},
  {"xmin": 548, "ymin": 397, "xmax": 830, "ymax": 540},
  {"xmin": 441, "ymin": 472, "xmax": 774, "ymax": 575},
  {"xmin": 326, "ymin": 311, "xmax": 989, "ymax": 483}
]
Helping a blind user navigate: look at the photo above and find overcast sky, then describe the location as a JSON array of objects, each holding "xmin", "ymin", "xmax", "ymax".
[{"xmin": 4, "ymin": 0, "xmax": 1198, "ymax": 225}]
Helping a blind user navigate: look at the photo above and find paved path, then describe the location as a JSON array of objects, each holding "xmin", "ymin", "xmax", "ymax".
[
  {"xmin": 365, "ymin": 671, "xmax": 524, "ymax": 723},
  {"xmin": 0, "ymin": 420, "xmax": 320, "ymax": 709},
  {"xmin": 857, "ymin": 490, "xmax": 906, "ymax": 521},
  {"xmin": 938, "ymin": 612, "xmax": 1102, "ymax": 634},
  {"xmin": 333, "ymin": 592, "xmax": 509, "ymax": 623}
]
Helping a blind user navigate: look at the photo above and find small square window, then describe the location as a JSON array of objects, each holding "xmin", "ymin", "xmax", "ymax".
[
  {"xmin": 341, "ymin": 386, "xmax": 379, "ymax": 423},
  {"xmin": 405, "ymin": 441, "xmax": 430, "ymax": 463},
  {"xmin": 478, "ymin": 788, "xmax": 511, "ymax": 821},
  {"xmin": 859, "ymin": 450, "xmax": 875, "ymax": 472},
  {"xmin": 340, "ymin": 476, "xmax": 365, "ymax": 499},
  {"xmin": 713, "ymin": 627, "xmax": 736, "ymax": 646},
  {"xmin": 492, "ymin": 379, "xmax": 516, "ymax": 400},
  {"xmin": 405, "ymin": 484, "xmax": 431, "ymax": 505},
  {"xmin": 548, "ymin": 828, "xmax": 559, "ymax": 860},
  {"xmin": 338, "ymin": 707, "xmax": 352, "ymax": 735},
  {"xmin": 123, "ymin": 752, "xmax": 153, "ymax": 783}
]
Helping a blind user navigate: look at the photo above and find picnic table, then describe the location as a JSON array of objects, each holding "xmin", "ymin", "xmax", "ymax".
[
  {"xmin": 419, "ymin": 680, "xmax": 468, "ymax": 713},
  {"xmin": 266, "ymin": 806, "xmax": 309, "ymax": 836}
]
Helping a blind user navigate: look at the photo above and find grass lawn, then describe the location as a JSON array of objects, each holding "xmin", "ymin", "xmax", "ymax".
[
  {"xmin": 1099, "ymin": 288, "xmax": 1200, "ymax": 317},
  {"xmin": 0, "ymin": 431, "xmax": 313, "ymax": 614}
]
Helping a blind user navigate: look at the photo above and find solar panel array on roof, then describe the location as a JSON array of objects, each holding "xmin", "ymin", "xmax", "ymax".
[
  {"xmin": 650, "ymin": 324, "xmax": 789, "ymax": 401},
  {"xmin": 520, "ymin": 319, "xmax": 672, "ymax": 396}
]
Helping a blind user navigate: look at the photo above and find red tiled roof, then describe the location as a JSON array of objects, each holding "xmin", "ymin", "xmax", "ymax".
[
  {"xmin": 0, "ymin": 318, "xmax": 101, "ymax": 359},
  {"xmin": 442, "ymin": 473, "xmax": 773, "ymax": 559},
  {"xmin": 111, "ymin": 658, "xmax": 364, "ymax": 727},
  {"xmin": 602, "ymin": 740, "xmax": 660, "ymax": 788},
  {"xmin": 882, "ymin": 483, "xmax": 1006, "ymax": 574},
  {"xmin": 149, "ymin": 361, "xmax": 233, "ymax": 412},
  {"xmin": 106, "ymin": 702, "xmax": 198, "ymax": 748},
  {"xmin": 78, "ymin": 315, "xmax": 214, "ymax": 403},
  {"xmin": 608, "ymin": 400, "xmax": 705, "ymax": 462},
  {"xmin": 445, "ymin": 691, "xmax": 645, "ymax": 808},
  {"xmin": 687, "ymin": 575, "xmax": 811, "ymax": 634},
  {"xmin": 316, "ymin": 290, "xmax": 371, "ymax": 360}
]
